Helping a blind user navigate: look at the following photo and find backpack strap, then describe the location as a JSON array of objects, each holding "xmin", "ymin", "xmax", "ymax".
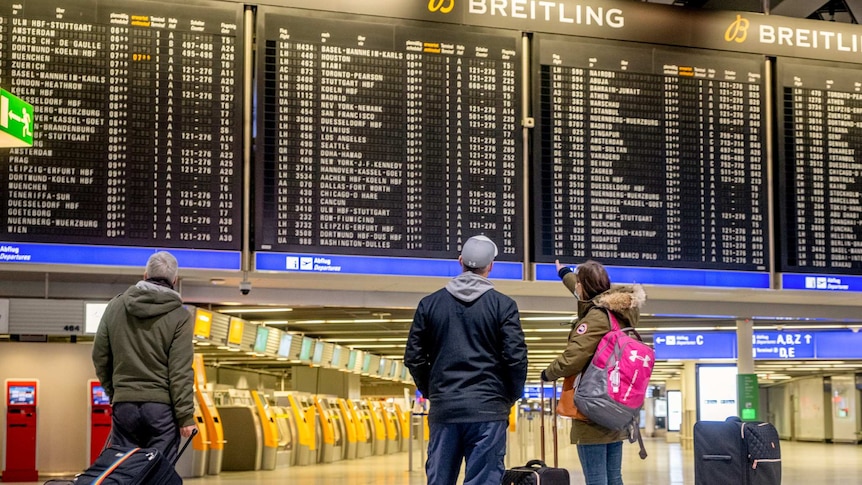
[{"xmin": 607, "ymin": 309, "xmax": 645, "ymax": 342}]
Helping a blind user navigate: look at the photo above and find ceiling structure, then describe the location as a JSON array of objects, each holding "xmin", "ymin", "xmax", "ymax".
[{"xmin": 2, "ymin": 0, "xmax": 861, "ymax": 389}]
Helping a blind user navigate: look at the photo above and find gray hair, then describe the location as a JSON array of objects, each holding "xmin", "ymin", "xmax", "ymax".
[{"xmin": 146, "ymin": 251, "xmax": 179, "ymax": 282}]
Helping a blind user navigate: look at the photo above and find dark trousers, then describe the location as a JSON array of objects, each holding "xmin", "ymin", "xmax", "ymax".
[
  {"xmin": 111, "ymin": 402, "xmax": 180, "ymax": 464},
  {"xmin": 426, "ymin": 420, "xmax": 508, "ymax": 485}
]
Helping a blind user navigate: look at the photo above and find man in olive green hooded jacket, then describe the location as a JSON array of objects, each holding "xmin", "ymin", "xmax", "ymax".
[{"xmin": 92, "ymin": 251, "xmax": 196, "ymax": 463}]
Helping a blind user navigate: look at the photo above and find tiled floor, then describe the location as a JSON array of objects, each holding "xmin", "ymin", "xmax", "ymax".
[{"xmin": 27, "ymin": 438, "xmax": 862, "ymax": 484}]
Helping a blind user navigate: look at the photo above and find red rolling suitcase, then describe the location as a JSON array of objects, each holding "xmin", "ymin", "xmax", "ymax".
[{"xmin": 501, "ymin": 381, "xmax": 570, "ymax": 485}]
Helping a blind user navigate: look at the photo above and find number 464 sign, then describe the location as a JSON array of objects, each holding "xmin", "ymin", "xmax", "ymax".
[{"xmin": 0, "ymin": 89, "xmax": 34, "ymax": 148}]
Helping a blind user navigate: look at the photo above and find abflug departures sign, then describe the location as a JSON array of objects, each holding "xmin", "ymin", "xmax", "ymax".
[
  {"xmin": 254, "ymin": 7, "xmax": 523, "ymax": 262},
  {"xmin": 0, "ymin": 0, "xmax": 243, "ymax": 251}
]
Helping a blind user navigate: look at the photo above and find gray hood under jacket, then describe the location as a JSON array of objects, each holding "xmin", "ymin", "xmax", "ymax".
[{"xmin": 445, "ymin": 271, "xmax": 495, "ymax": 302}]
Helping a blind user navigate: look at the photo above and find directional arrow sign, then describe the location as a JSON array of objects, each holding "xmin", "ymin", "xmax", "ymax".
[
  {"xmin": 0, "ymin": 89, "xmax": 34, "ymax": 148},
  {"xmin": 653, "ymin": 331, "xmax": 737, "ymax": 359}
]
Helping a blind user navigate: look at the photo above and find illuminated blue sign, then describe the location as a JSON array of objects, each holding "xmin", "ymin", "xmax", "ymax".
[
  {"xmin": 256, "ymin": 252, "xmax": 524, "ymax": 279},
  {"xmin": 0, "ymin": 242, "xmax": 240, "ymax": 270},
  {"xmin": 653, "ymin": 332, "xmax": 737, "ymax": 359},
  {"xmin": 782, "ymin": 274, "xmax": 862, "ymax": 292},
  {"xmin": 523, "ymin": 384, "xmax": 559, "ymax": 399},
  {"xmin": 814, "ymin": 331, "xmax": 862, "ymax": 359},
  {"xmin": 535, "ymin": 264, "xmax": 769, "ymax": 289},
  {"xmin": 752, "ymin": 331, "xmax": 815, "ymax": 359}
]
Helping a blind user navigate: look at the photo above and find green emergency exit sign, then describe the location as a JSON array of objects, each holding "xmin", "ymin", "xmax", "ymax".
[{"xmin": 0, "ymin": 89, "xmax": 34, "ymax": 148}]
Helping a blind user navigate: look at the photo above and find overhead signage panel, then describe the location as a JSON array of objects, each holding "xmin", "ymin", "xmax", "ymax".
[
  {"xmin": 752, "ymin": 331, "xmax": 815, "ymax": 359},
  {"xmin": 0, "ymin": 242, "xmax": 240, "ymax": 270},
  {"xmin": 255, "ymin": 252, "xmax": 523, "ymax": 279},
  {"xmin": 0, "ymin": 0, "xmax": 244, "ymax": 253},
  {"xmin": 781, "ymin": 274, "xmax": 862, "ymax": 292},
  {"xmin": 535, "ymin": 264, "xmax": 770, "ymax": 289},
  {"xmin": 653, "ymin": 332, "xmax": 737, "ymax": 360},
  {"xmin": 776, "ymin": 59, "xmax": 862, "ymax": 279},
  {"xmin": 814, "ymin": 331, "xmax": 862, "ymax": 359},
  {"xmin": 263, "ymin": 0, "xmax": 862, "ymax": 63},
  {"xmin": 254, "ymin": 8, "xmax": 524, "ymax": 271},
  {"xmin": 531, "ymin": 36, "xmax": 770, "ymax": 281}
]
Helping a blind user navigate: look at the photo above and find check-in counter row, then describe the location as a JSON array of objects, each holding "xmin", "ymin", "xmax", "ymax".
[{"xmin": 177, "ymin": 383, "xmax": 413, "ymax": 476}]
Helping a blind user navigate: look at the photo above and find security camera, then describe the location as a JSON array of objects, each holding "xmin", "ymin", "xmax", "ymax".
[{"xmin": 239, "ymin": 280, "xmax": 252, "ymax": 295}]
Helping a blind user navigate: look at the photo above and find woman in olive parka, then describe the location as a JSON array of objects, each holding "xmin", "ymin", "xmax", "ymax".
[{"xmin": 541, "ymin": 259, "xmax": 646, "ymax": 485}]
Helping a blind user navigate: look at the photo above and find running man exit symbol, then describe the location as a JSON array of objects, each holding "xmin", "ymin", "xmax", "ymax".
[{"xmin": 0, "ymin": 89, "xmax": 34, "ymax": 148}]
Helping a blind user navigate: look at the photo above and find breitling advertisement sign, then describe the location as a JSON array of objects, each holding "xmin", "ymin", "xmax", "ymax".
[{"xmin": 254, "ymin": 0, "xmax": 862, "ymax": 63}]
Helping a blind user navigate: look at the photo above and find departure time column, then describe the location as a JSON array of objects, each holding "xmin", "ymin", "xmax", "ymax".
[
  {"xmin": 405, "ymin": 52, "xmax": 424, "ymax": 249},
  {"xmin": 107, "ymin": 24, "xmax": 130, "ymax": 238},
  {"xmin": 664, "ymin": 74, "xmax": 682, "ymax": 260}
]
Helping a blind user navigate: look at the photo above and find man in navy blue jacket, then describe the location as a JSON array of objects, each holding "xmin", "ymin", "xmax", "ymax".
[{"xmin": 404, "ymin": 235, "xmax": 528, "ymax": 485}]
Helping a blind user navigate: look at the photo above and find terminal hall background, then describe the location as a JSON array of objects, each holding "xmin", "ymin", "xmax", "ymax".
[{"xmin": 2, "ymin": 0, "xmax": 862, "ymax": 475}]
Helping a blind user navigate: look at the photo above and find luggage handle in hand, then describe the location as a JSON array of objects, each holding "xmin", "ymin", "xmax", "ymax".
[
  {"xmin": 539, "ymin": 380, "xmax": 559, "ymax": 468},
  {"xmin": 172, "ymin": 428, "xmax": 199, "ymax": 466}
]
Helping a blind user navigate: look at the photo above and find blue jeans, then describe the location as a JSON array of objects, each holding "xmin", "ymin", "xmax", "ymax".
[
  {"xmin": 577, "ymin": 441, "xmax": 624, "ymax": 485},
  {"xmin": 426, "ymin": 420, "xmax": 508, "ymax": 485}
]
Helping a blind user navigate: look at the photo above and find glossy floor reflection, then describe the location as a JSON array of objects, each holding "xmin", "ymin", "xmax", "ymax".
[
  {"xmin": 185, "ymin": 438, "xmax": 862, "ymax": 484},
  {"xmin": 28, "ymin": 438, "xmax": 862, "ymax": 484}
]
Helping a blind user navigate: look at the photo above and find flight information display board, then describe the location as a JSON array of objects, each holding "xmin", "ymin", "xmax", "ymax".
[
  {"xmin": 533, "ymin": 37, "xmax": 768, "ymax": 272},
  {"xmin": 255, "ymin": 9, "xmax": 523, "ymax": 262},
  {"xmin": 777, "ymin": 59, "xmax": 862, "ymax": 275},
  {"xmin": 0, "ymin": 0, "xmax": 243, "ymax": 250}
]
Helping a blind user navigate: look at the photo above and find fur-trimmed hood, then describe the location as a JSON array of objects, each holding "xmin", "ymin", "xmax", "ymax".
[
  {"xmin": 577, "ymin": 284, "xmax": 646, "ymax": 327},
  {"xmin": 593, "ymin": 284, "xmax": 646, "ymax": 312}
]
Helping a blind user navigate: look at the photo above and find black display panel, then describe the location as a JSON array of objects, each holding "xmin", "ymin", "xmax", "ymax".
[
  {"xmin": 533, "ymin": 36, "xmax": 768, "ymax": 271},
  {"xmin": 255, "ymin": 8, "xmax": 523, "ymax": 261},
  {"xmin": 777, "ymin": 59, "xmax": 862, "ymax": 275},
  {"xmin": 0, "ymin": 0, "xmax": 243, "ymax": 250}
]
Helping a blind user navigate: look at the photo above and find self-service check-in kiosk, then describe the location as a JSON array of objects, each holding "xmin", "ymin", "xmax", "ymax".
[
  {"xmin": 176, "ymin": 396, "xmax": 209, "ymax": 478},
  {"xmin": 364, "ymin": 399, "xmax": 387, "ymax": 456},
  {"xmin": 2, "ymin": 379, "xmax": 39, "ymax": 482},
  {"xmin": 88, "ymin": 380, "xmax": 112, "ymax": 464},
  {"xmin": 336, "ymin": 398, "xmax": 358, "ymax": 460},
  {"xmin": 393, "ymin": 403, "xmax": 410, "ymax": 452},
  {"xmin": 250, "ymin": 390, "xmax": 279, "ymax": 470},
  {"xmin": 378, "ymin": 401, "xmax": 399, "ymax": 454},
  {"xmin": 347, "ymin": 399, "xmax": 373, "ymax": 459},
  {"xmin": 216, "ymin": 389, "xmax": 263, "ymax": 471},
  {"xmin": 313, "ymin": 396, "xmax": 344, "ymax": 464},
  {"xmin": 193, "ymin": 354, "xmax": 225, "ymax": 475},
  {"xmin": 269, "ymin": 401, "xmax": 296, "ymax": 468},
  {"xmin": 283, "ymin": 393, "xmax": 316, "ymax": 465}
]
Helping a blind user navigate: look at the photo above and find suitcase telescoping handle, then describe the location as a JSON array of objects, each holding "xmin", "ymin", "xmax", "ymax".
[
  {"xmin": 173, "ymin": 428, "xmax": 199, "ymax": 466},
  {"xmin": 539, "ymin": 380, "xmax": 559, "ymax": 468}
]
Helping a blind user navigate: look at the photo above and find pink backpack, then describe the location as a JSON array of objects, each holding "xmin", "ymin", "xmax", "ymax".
[{"xmin": 574, "ymin": 310, "xmax": 653, "ymax": 457}]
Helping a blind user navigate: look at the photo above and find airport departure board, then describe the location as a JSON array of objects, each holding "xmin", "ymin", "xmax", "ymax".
[
  {"xmin": 534, "ymin": 37, "xmax": 768, "ymax": 272},
  {"xmin": 255, "ymin": 9, "xmax": 523, "ymax": 261},
  {"xmin": 778, "ymin": 59, "xmax": 862, "ymax": 274},
  {"xmin": 0, "ymin": 0, "xmax": 243, "ymax": 250}
]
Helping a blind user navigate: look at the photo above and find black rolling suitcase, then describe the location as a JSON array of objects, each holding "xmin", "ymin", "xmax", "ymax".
[
  {"xmin": 501, "ymin": 381, "xmax": 570, "ymax": 485},
  {"xmin": 46, "ymin": 429, "xmax": 197, "ymax": 485},
  {"xmin": 694, "ymin": 416, "xmax": 781, "ymax": 485}
]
